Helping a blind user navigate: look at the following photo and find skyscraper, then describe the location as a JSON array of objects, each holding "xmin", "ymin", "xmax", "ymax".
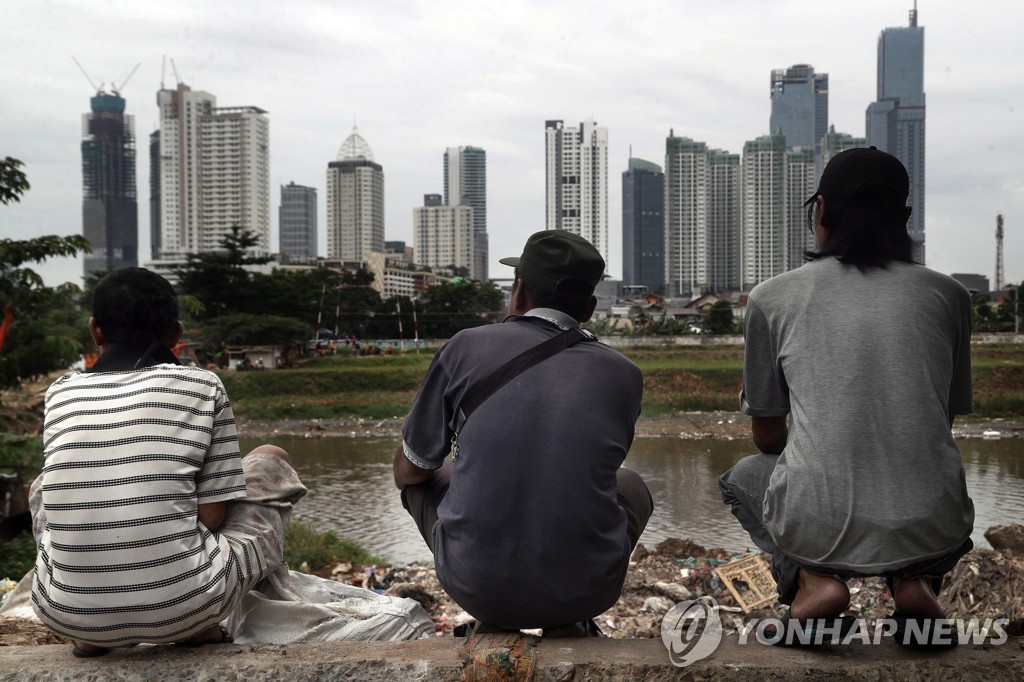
[
  {"xmin": 279, "ymin": 182, "xmax": 317, "ymax": 262},
  {"xmin": 769, "ymin": 64, "xmax": 828, "ymax": 175},
  {"xmin": 413, "ymin": 194, "xmax": 475, "ymax": 277},
  {"xmin": 664, "ymin": 135, "xmax": 708, "ymax": 298},
  {"xmin": 326, "ymin": 128, "xmax": 385, "ymax": 260},
  {"xmin": 783, "ymin": 146, "xmax": 817, "ymax": 271},
  {"xmin": 82, "ymin": 91, "xmax": 137, "ymax": 277},
  {"xmin": 545, "ymin": 119, "xmax": 609, "ymax": 264},
  {"xmin": 621, "ymin": 157, "xmax": 664, "ymax": 294},
  {"xmin": 150, "ymin": 83, "xmax": 269, "ymax": 262},
  {"xmin": 707, "ymin": 149, "xmax": 742, "ymax": 292},
  {"xmin": 866, "ymin": 5, "xmax": 925, "ymax": 262},
  {"xmin": 662, "ymin": 135, "xmax": 742, "ymax": 297},
  {"xmin": 741, "ymin": 134, "xmax": 786, "ymax": 290},
  {"xmin": 444, "ymin": 146, "xmax": 487, "ymax": 281}
]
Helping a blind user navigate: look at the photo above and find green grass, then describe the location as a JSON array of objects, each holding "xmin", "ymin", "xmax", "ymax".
[
  {"xmin": 284, "ymin": 520, "xmax": 385, "ymax": 570},
  {"xmin": 217, "ymin": 342, "xmax": 1024, "ymax": 421}
]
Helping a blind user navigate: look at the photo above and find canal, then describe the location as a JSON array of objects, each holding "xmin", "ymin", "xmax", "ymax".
[{"xmin": 241, "ymin": 435, "xmax": 1024, "ymax": 565}]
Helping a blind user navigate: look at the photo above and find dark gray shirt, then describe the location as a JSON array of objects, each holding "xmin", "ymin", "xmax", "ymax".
[
  {"xmin": 742, "ymin": 258, "xmax": 975, "ymax": 573},
  {"xmin": 402, "ymin": 309, "xmax": 643, "ymax": 627}
]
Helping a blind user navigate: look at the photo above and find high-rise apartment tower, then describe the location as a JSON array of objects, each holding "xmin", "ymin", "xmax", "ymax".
[
  {"xmin": 150, "ymin": 83, "xmax": 269, "ymax": 261},
  {"xmin": 741, "ymin": 134, "xmax": 786, "ymax": 290},
  {"xmin": 82, "ymin": 91, "xmax": 138, "ymax": 277},
  {"xmin": 545, "ymin": 119, "xmax": 609, "ymax": 265},
  {"xmin": 664, "ymin": 136, "xmax": 709, "ymax": 298}
]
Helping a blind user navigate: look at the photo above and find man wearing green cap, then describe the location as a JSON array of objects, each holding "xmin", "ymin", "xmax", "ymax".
[{"xmin": 394, "ymin": 229, "xmax": 653, "ymax": 636}]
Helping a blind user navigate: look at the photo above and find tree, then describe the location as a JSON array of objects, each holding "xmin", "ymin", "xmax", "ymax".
[
  {"xmin": 198, "ymin": 313, "xmax": 309, "ymax": 348},
  {"xmin": 416, "ymin": 278, "xmax": 504, "ymax": 338},
  {"xmin": 174, "ymin": 225, "xmax": 272, "ymax": 318},
  {"xmin": 703, "ymin": 299, "xmax": 737, "ymax": 335},
  {"xmin": 0, "ymin": 157, "xmax": 92, "ymax": 391}
]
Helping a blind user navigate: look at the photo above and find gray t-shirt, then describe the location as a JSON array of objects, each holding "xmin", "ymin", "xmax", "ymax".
[
  {"xmin": 742, "ymin": 258, "xmax": 974, "ymax": 573},
  {"xmin": 402, "ymin": 309, "xmax": 643, "ymax": 627}
]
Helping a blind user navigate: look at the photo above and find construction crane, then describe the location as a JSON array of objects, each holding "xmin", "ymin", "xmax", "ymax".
[
  {"xmin": 996, "ymin": 214, "xmax": 1004, "ymax": 292},
  {"xmin": 71, "ymin": 56, "xmax": 101, "ymax": 94},
  {"xmin": 71, "ymin": 57, "xmax": 139, "ymax": 97},
  {"xmin": 111, "ymin": 63, "xmax": 140, "ymax": 97}
]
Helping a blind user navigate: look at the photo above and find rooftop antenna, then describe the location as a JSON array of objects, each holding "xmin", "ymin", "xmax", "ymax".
[
  {"xmin": 71, "ymin": 56, "xmax": 101, "ymax": 94},
  {"xmin": 909, "ymin": 1, "xmax": 918, "ymax": 27},
  {"xmin": 113, "ymin": 63, "xmax": 140, "ymax": 96},
  {"xmin": 161, "ymin": 55, "xmax": 166, "ymax": 90}
]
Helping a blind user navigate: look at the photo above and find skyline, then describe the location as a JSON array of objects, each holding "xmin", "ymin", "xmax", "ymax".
[{"xmin": 3, "ymin": 1, "xmax": 1022, "ymax": 290}]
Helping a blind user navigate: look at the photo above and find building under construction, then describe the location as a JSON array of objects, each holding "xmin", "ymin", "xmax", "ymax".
[{"xmin": 82, "ymin": 91, "xmax": 138, "ymax": 278}]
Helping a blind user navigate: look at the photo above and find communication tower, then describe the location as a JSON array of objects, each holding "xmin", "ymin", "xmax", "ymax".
[{"xmin": 995, "ymin": 214, "xmax": 1004, "ymax": 291}]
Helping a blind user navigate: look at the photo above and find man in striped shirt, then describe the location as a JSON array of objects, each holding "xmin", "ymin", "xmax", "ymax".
[{"xmin": 29, "ymin": 267, "xmax": 306, "ymax": 657}]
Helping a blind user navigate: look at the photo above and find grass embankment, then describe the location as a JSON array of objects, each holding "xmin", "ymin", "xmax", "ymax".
[{"xmin": 221, "ymin": 343, "xmax": 1024, "ymax": 421}]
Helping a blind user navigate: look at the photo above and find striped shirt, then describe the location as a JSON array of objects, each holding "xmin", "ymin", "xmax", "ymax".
[{"xmin": 31, "ymin": 364, "xmax": 251, "ymax": 645}]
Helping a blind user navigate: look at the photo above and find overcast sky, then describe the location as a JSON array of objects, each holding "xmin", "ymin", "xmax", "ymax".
[{"xmin": 3, "ymin": 0, "xmax": 1022, "ymax": 290}]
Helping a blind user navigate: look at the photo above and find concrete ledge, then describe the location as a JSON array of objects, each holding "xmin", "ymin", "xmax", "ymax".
[{"xmin": 1, "ymin": 636, "xmax": 1022, "ymax": 681}]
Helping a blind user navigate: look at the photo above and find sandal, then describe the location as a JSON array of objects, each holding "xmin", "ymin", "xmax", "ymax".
[
  {"xmin": 769, "ymin": 614, "xmax": 856, "ymax": 646},
  {"xmin": 176, "ymin": 624, "xmax": 233, "ymax": 647},
  {"xmin": 543, "ymin": 619, "xmax": 606, "ymax": 638},
  {"xmin": 891, "ymin": 613, "xmax": 958, "ymax": 649}
]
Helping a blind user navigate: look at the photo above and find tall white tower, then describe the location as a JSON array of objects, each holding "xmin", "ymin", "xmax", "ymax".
[
  {"xmin": 326, "ymin": 128, "xmax": 385, "ymax": 260},
  {"xmin": 741, "ymin": 134, "xmax": 786, "ymax": 290},
  {"xmin": 545, "ymin": 119, "xmax": 609, "ymax": 264},
  {"xmin": 151, "ymin": 83, "xmax": 269, "ymax": 261}
]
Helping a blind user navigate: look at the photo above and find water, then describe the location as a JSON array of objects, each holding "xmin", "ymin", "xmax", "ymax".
[{"xmin": 241, "ymin": 435, "xmax": 1024, "ymax": 565}]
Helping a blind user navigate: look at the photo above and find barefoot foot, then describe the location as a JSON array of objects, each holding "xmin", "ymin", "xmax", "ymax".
[
  {"xmin": 892, "ymin": 577, "xmax": 945, "ymax": 619},
  {"xmin": 789, "ymin": 569, "xmax": 851, "ymax": 621}
]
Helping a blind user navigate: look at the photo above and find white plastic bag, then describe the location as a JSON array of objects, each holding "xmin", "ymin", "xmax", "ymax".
[{"xmin": 225, "ymin": 567, "xmax": 434, "ymax": 643}]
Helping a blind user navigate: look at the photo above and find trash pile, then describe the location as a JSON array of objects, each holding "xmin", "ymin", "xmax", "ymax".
[
  {"xmin": 4, "ymin": 528, "xmax": 1022, "ymax": 643},
  {"xmin": 309, "ymin": 528, "xmax": 1024, "ymax": 639}
]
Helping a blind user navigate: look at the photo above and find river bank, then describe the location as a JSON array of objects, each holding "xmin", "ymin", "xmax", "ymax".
[{"xmin": 235, "ymin": 412, "xmax": 1024, "ymax": 442}]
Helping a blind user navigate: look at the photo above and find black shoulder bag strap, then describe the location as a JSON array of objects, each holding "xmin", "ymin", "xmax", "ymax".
[{"xmin": 450, "ymin": 326, "xmax": 596, "ymax": 459}]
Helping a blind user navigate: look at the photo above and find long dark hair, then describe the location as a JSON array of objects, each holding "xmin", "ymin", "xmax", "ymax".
[{"xmin": 804, "ymin": 198, "xmax": 914, "ymax": 269}]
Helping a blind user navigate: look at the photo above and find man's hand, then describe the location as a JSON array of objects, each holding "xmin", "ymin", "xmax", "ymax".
[
  {"xmin": 751, "ymin": 416, "xmax": 788, "ymax": 455},
  {"xmin": 198, "ymin": 501, "xmax": 226, "ymax": 531},
  {"xmin": 393, "ymin": 444, "xmax": 435, "ymax": 490}
]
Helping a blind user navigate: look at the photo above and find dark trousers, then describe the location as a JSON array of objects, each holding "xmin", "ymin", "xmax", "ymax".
[
  {"xmin": 719, "ymin": 454, "xmax": 972, "ymax": 605},
  {"xmin": 401, "ymin": 460, "xmax": 654, "ymax": 554}
]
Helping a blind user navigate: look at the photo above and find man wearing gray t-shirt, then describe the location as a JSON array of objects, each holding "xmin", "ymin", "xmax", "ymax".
[
  {"xmin": 720, "ymin": 148, "xmax": 974, "ymax": 644},
  {"xmin": 394, "ymin": 230, "xmax": 653, "ymax": 636}
]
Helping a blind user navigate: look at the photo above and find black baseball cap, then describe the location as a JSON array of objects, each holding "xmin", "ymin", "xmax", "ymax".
[
  {"xmin": 499, "ymin": 230, "xmax": 605, "ymax": 295},
  {"xmin": 804, "ymin": 146, "xmax": 910, "ymax": 207}
]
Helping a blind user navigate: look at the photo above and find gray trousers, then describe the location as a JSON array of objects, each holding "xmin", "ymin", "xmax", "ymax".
[{"xmin": 719, "ymin": 454, "xmax": 971, "ymax": 605}]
